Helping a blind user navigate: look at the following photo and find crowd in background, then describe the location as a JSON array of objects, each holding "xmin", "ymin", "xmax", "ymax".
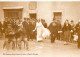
[{"xmin": 0, "ymin": 17, "xmax": 80, "ymax": 50}]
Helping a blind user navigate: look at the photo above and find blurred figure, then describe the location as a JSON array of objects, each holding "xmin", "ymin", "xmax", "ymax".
[
  {"xmin": 29, "ymin": 18, "xmax": 33, "ymax": 41},
  {"xmin": 70, "ymin": 20, "xmax": 75, "ymax": 43},
  {"xmin": 35, "ymin": 19, "xmax": 43, "ymax": 42},
  {"xmin": 15, "ymin": 20, "xmax": 22, "ymax": 49},
  {"xmin": 3, "ymin": 24, "xmax": 15, "ymax": 50},
  {"xmin": 56, "ymin": 20, "xmax": 62, "ymax": 40},
  {"xmin": 48, "ymin": 20, "xmax": 58, "ymax": 43},
  {"xmin": 63, "ymin": 20, "xmax": 71, "ymax": 45},
  {"xmin": 16, "ymin": 20, "xmax": 28, "ymax": 50},
  {"xmin": 0, "ymin": 21, "xmax": 2, "ymax": 34},
  {"xmin": 3, "ymin": 17, "xmax": 8, "ymax": 33},
  {"xmin": 3, "ymin": 17, "xmax": 12, "ymax": 39},
  {"xmin": 32, "ymin": 19, "xmax": 36, "ymax": 40},
  {"xmin": 22, "ymin": 18, "xmax": 30, "ymax": 41},
  {"xmin": 29, "ymin": 18, "xmax": 36, "ymax": 40},
  {"xmin": 75, "ymin": 20, "xmax": 80, "ymax": 48},
  {"xmin": 41, "ymin": 19, "xmax": 47, "ymax": 28}
]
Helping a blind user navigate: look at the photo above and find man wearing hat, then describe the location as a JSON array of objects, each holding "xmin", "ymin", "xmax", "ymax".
[{"xmin": 48, "ymin": 19, "xmax": 58, "ymax": 43}]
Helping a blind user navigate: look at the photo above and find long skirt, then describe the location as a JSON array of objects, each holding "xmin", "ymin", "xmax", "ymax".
[
  {"xmin": 64, "ymin": 30, "xmax": 71, "ymax": 42},
  {"xmin": 51, "ymin": 34, "xmax": 56, "ymax": 43},
  {"xmin": 37, "ymin": 28, "xmax": 43, "ymax": 42},
  {"xmin": 42, "ymin": 28, "xmax": 50, "ymax": 39}
]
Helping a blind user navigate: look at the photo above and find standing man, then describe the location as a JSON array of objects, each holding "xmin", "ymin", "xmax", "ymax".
[
  {"xmin": 29, "ymin": 18, "xmax": 33, "ymax": 41},
  {"xmin": 22, "ymin": 18, "xmax": 30, "ymax": 41},
  {"xmin": 75, "ymin": 20, "xmax": 80, "ymax": 48},
  {"xmin": 56, "ymin": 20, "xmax": 62, "ymax": 40},
  {"xmin": 49, "ymin": 20, "xmax": 58, "ymax": 43},
  {"xmin": 70, "ymin": 20, "xmax": 75, "ymax": 43},
  {"xmin": 32, "ymin": 19, "xmax": 36, "ymax": 40}
]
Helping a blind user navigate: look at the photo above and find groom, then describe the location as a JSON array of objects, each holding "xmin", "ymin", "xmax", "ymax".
[{"xmin": 49, "ymin": 19, "xmax": 58, "ymax": 43}]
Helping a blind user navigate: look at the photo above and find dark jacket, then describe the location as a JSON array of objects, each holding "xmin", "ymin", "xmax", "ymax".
[
  {"xmin": 3, "ymin": 21, "xmax": 11, "ymax": 33},
  {"xmin": 75, "ymin": 23, "xmax": 80, "ymax": 42},
  {"xmin": 75, "ymin": 23, "xmax": 80, "ymax": 34},
  {"xmin": 22, "ymin": 21, "xmax": 30, "ymax": 34},
  {"xmin": 63, "ymin": 23, "xmax": 71, "ymax": 32},
  {"xmin": 42, "ymin": 22, "xmax": 47, "ymax": 28},
  {"xmin": 57, "ymin": 23, "xmax": 61, "ymax": 31},
  {"xmin": 49, "ymin": 22, "xmax": 58, "ymax": 36},
  {"xmin": 5, "ymin": 27, "xmax": 14, "ymax": 40}
]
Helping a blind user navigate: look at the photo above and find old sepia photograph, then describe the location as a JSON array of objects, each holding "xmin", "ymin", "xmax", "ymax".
[{"xmin": 0, "ymin": 1, "xmax": 80, "ymax": 57}]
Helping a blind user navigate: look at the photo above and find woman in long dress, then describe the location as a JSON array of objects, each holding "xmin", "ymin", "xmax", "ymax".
[
  {"xmin": 36, "ymin": 19, "xmax": 43, "ymax": 42},
  {"xmin": 34, "ymin": 19, "xmax": 50, "ymax": 42}
]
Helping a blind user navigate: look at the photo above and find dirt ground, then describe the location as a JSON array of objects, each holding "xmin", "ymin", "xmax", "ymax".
[{"xmin": 0, "ymin": 39, "xmax": 80, "ymax": 57}]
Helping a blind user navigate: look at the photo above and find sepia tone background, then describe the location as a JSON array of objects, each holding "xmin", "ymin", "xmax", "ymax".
[
  {"xmin": 0, "ymin": 1, "xmax": 80, "ymax": 57},
  {"xmin": 0, "ymin": 1, "xmax": 79, "ymax": 25}
]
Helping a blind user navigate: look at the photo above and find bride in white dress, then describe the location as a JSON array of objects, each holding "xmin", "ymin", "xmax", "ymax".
[
  {"xmin": 36, "ymin": 19, "xmax": 43, "ymax": 42},
  {"xmin": 34, "ymin": 19, "xmax": 50, "ymax": 42}
]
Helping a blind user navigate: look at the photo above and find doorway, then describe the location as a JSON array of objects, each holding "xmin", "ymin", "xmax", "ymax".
[
  {"xmin": 29, "ymin": 13, "xmax": 37, "ymax": 19},
  {"xmin": 54, "ymin": 12, "xmax": 62, "ymax": 22}
]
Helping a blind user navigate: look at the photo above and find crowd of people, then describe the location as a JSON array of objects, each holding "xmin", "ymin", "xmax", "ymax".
[{"xmin": 0, "ymin": 17, "xmax": 80, "ymax": 50}]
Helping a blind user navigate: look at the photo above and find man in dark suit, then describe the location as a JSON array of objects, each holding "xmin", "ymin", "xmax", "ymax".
[
  {"xmin": 56, "ymin": 20, "xmax": 62, "ymax": 40},
  {"xmin": 32, "ymin": 19, "xmax": 36, "ymax": 40},
  {"xmin": 22, "ymin": 18, "xmax": 30, "ymax": 41},
  {"xmin": 29, "ymin": 18, "xmax": 33, "ymax": 40},
  {"xmin": 49, "ymin": 20, "xmax": 58, "ymax": 43}
]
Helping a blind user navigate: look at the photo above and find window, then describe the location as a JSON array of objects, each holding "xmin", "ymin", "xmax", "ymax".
[
  {"xmin": 29, "ymin": 13, "xmax": 37, "ymax": 19},
  {"xmin": 54, "ymin": 12, "xmax": 62, "ymax": 21},
  {"xmin": 3, "ymin": 9, "xmax": 23, "ymax": 20}
]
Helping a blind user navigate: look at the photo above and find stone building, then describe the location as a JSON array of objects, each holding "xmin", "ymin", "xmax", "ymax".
[{"xmin": 0, "ymin": 1, "xmax": 80, "ymax": 25}]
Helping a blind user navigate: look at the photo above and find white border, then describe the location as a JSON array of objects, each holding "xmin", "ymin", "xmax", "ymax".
[{"xmin": 0, "ymin": 0, "xmax": 80, "ymax": 1}]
